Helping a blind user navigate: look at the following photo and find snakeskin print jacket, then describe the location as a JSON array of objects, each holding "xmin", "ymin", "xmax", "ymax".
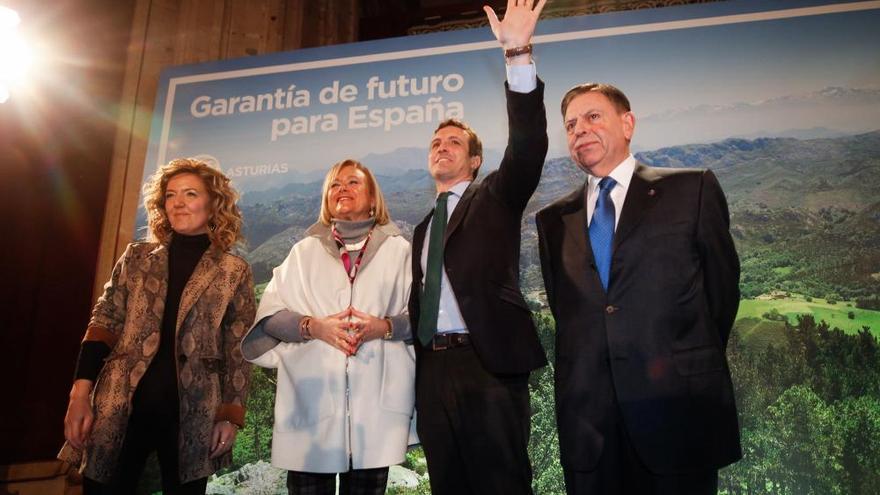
[{"xmin": 58, "ymin": 241, "xmax": 256, "ymax": 483}]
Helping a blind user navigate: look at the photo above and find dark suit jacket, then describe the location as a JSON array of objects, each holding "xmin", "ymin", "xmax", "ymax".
[
  {"xmin": 408, "ymin": 82, "xmax": 549, "ymax": 375},
  {"xmin": 536, "ymin": 164, "xmax": 742, "ymax": 474}
]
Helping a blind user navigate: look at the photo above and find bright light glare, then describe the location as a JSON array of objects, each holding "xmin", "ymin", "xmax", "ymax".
[
  {"xmin": 0, "ymin": 6, "xmax": 19, "ymax": 29},
  {"xmin": 0, "ymin": 6, "xmax": 32, "ymax": 103},
  {"xmin": 1, "ymin": 32, "xmax": 32, "ymax": 82}
]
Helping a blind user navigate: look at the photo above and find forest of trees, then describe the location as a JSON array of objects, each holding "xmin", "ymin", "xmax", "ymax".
[
  {"xmin": 215, "ymin": 312, "xmax": 879, "ymax": 494},
  {"xmin": 722, "ymin": 315, "xmax": 880, "ymax": 494}
]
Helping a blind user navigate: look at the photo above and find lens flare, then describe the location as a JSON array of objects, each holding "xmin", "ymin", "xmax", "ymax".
[
  {"xmin": 0, "ymin": 6, "xmax": 32, "ymax": 103},
  {"xmin": 0, "ymin": 6, "xmax": 19, "ymax": 29}
]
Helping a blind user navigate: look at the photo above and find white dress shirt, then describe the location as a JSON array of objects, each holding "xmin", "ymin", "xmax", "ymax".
[
  {"xmin": 586, "ymin": 154, "xmax": 636, "ymax": 231},
  {"xmin": 421, "ymin": 181, "xmax": 470, "ymax": 334}
]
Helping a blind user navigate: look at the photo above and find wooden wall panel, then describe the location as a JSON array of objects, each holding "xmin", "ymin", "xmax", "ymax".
[
  {"xmin": 303, "ymin": 1, "xmax": 358, "ymax": 48},
  {"xmin": 281, "ymin": 1, "xmax": 305, "ymax": 50},
  {"xmin": 175, "ymin": 0, "xmax": 226, "ymax": 65},
  {"xmin": 96, "ymin": 0, "xmax": 182, "ymax": 296},
  {"xmin": 222, "ymin": 0, "xmax": 287, "ymax": 58}
]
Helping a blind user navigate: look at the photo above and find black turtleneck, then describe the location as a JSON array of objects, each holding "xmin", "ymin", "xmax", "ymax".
[
  {"xmin": 74, "ymin": 233, "xmax": 211, "ymax": 418},
  {"xmin": 131, "ymin": 232, "xmax": 210, "ymax": 417}
]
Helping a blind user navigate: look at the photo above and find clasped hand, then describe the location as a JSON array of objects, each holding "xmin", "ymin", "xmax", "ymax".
[{"xmin": 309, "ymin": 307, "xmax": 390, "ymax": 356}]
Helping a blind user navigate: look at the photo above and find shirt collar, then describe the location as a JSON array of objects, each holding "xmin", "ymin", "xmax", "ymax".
[
  {"xmin": 588, "ymin": 154, "xmax": 636, "ymax": 192},
  {"xmin": 438, "ymin": 180, "xmax": 472, "ymax": 199}
]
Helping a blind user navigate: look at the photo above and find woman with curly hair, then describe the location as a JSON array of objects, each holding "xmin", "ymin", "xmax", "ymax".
[{"xmin": 59, "ymin": 158, "xmax": 256, "ymax": 494}]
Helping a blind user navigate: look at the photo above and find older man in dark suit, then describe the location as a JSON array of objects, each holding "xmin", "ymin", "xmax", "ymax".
[
  {"xmin": 409, "ymin": 1, "xmax": 548, "ymax": 494},
  {"xmin": 536, "ymin": 83, "xmax": 742, "ymax": 494}
]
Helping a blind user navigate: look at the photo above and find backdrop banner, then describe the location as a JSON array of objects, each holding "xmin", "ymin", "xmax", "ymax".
[{"xmin": 141, "ymin": 1, "xmax": 880, "ymax": 492}]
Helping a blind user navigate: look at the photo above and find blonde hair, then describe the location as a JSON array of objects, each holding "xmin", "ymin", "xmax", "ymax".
[
  {"xmin": 318, "ymin": 159, "xmax": 390, "ymax": 226},
  {"xmin": 143, "ymin": 158, "xmax": 244, "ymax": 252}
]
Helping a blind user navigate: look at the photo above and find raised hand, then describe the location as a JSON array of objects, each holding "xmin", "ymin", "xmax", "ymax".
[{"xmin": 484, "ymin": 0, "xmax": 547, "ymax": 49}]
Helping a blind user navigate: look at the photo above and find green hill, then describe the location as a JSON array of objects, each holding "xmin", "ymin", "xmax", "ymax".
[
  {"xmin": 640, "ymin": 131, "xmax": 880, "ymax": 302},
  {"xmin": 737, "ymin": 295, "xmax": 880, "ymax": 336},
  {"xmin": 733, "ymin": 316, "xmax": 788, "ymax": 352}
]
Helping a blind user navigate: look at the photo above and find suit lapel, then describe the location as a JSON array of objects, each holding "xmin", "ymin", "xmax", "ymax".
[
  {"xmin": 613, "ymin": 163, "xmax": 661, "ymax": 251},
  {"xmin": 414, "ymin": 181, "xmax": 475, "ymax": 281},
  {"xmin": 411, "ymin": 183, "xmax": 474, "ymax": 287},
  {"xmin": 146, "ymin": 245, "xmax": 170, "ymax": 322},
  {"xmin": 176, "ymin": 248, "xmax": 223, "ymax": 333},
  {"xmin": 444, "ymin": 182, "xmax": 476, "ymax": 244},
  {"xmin": 413, "ymin": 211, "xmax": 431, "ymax": 283},
  {"xmin": 558, "ymin": 183, "xmax": 597, "ymax": 289}
]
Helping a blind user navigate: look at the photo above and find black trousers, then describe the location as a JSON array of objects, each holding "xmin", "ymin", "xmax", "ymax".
[
  {"xmin": 416, "ymin": 344, "xmax": 533, "ymax": 495},
  {"xmin": 286, "ymin": 467, "xmax": 389, "ymax": 495},
  {"xmin": 562, "ymin": 415, "xmax": 718, "ymax": 495},
  {"xmin": 83, "ymin": 409, "xmax": 207, "ymax": 495}
]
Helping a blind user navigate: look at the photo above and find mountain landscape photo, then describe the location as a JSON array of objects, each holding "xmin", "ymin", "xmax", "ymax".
[{"xmin": 221, "ymin": 129, "xmax": 880, "ymax": 493}]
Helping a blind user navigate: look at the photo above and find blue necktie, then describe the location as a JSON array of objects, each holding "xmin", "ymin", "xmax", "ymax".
[
  {"xmin": 418, "ymin": 192, "xmax": 450, "ymax": 346},
  {"xmin": 589, "ymin": 177, "xmax": 617, "ymax": 291}
]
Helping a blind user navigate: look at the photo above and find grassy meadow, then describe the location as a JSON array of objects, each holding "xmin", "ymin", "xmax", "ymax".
[{"xmin": 737, "ymin": 293, "xmax": 880, "ymax": 336}]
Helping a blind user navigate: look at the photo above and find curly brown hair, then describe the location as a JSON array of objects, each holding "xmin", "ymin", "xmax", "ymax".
[{"xmin": 143, "ymin": 158, "xmax": 244, "ymax": 252}]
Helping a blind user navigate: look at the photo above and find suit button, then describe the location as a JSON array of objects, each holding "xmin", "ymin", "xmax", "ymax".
[
  {"xmin": 605, "ymin": 305, "xmax": 617, "ymax": 314},
  {"xmin": 178, "ymin": 354, "xmax": 188, "ymax": 364}
]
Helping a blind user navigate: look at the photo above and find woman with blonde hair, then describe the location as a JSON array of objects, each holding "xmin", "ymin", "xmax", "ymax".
[
  {"xmin": 59, "ymin": 158, "xmax": 256, "ymax": 494},
  {"xmin": 242, "ymin": 159, "xmax": 415, "ymax": 495}
]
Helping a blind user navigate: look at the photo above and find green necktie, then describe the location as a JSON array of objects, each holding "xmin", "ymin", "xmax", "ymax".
[{"xmin": 418, "ymin": 192, "xmax": 450, "ymax": 346}]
